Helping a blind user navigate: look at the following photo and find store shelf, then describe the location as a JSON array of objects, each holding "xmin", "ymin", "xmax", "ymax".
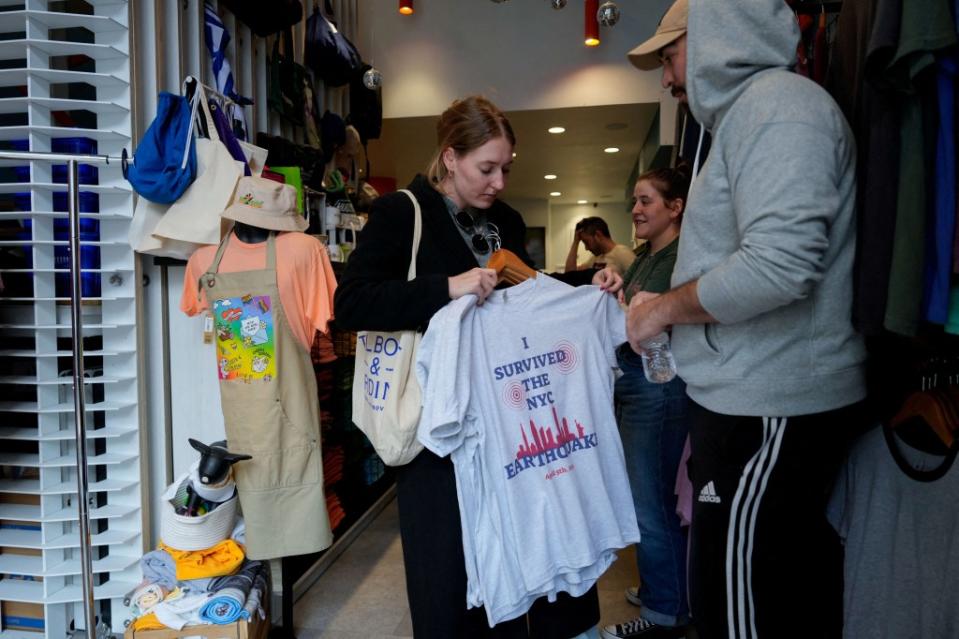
[
  {"xmin": 0, "ymin": 477, "xmax": 138, "ymax": 495},
  {"xmin": 0, "ymin": 400, "xmax": 133, "ymax": 413},
  {"xmin": 0, "ymin": 10, "xmax": 127, "ymax": 33},
  {"xmin": 0, "ymin": 127, "xmax": 129, "ymax": 143},
  {"xmin": 0, "ymin": 451, "xmax": 137, "ymax": 468},
  {"xmin": 0, "ymin": 97, "xmax": 129, "ymax": 116},
  {"xmin": 0, "ymin": 425, "xmax": 138, "ymax": 441},
  {"xmin": 0, "ymin": 349, "xmax": 133, "ymax": 358},
  {"xmin": 0, "ymin": 374, "xmax": 121, "ymax": 385},
  {"xmin": 0, "ymin": 67, "xmax": 129, "ymax": 90},
  {"xmin": 0, "ymin": 527, "xmax": 139, "ymax": 553},
  {"xmin": 0, "ymin": 322, "xmax": 131, "ymax": 330},
  {"xmin": 0, "ymin": 553, "xmax": 137, "ymax": 578},
  {"xmin": 0, "ymin": 502, "xmax": 139, "ymax": 524},
  {"xmin": 0, "ymin": 40, "xmax": 126, "ymax": 62},
  {"xmin": 0, "ymin": 629, "xmax": 43, "ymax": 639},
  {"xmin": 0, "ymin": 578, "xmax": 138, "ymax": 605},
  {"xmin": 0, "ymin": 210, "xmax": 129, "ymax": 220},
  {"xmin": 0, "ymin": 183, "xmax": 131, "ymax": 194}
]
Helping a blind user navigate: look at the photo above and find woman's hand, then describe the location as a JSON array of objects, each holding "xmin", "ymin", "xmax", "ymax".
[
  {"xmin": 449, "ymin": 268, "xmax": 497, "ymax": 304},
  {"xmin": 592, "ymin": 267, "xmax": 623, "ymax": 294}
]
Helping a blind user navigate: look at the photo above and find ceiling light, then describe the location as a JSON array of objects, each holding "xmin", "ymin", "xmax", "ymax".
[
  {"xmin": 548, "ymin": 126, "xmax": 566, "ymax": 134},
  {"xmin": 512, "ymin": 152, "xmax": 517, "ymax": 157},
  {"xmin": 577, "ymin": 199, "xmax": 588, "ymax": 204},
  {"xmin": 550, "ymin": 191, "xmax": 562, "ymax": 197},
  {"xmin": 544, "ymin": 174, "xmax": 557, "ymax": 180},
  {"xmin": 399, "ymin": 0, "xmax": 413, "ymax": 15},
  {"xmin": 584, "ymin": 0, "xmax": 600, "ymax": 46},
  {"xmin": 604, "ymin": 147, "xmax": 620, "ymax": 153}
]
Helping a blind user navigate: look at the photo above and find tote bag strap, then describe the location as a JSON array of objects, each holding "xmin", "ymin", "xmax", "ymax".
[{"xmin": 399, "ymin": 189, "xmax": 421, "ymax": 282}]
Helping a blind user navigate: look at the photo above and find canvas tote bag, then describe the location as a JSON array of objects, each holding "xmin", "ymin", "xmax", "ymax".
[
  {"xmin": 352, "ymin": 190, "xmax": 424, "ymax": 466},
  {"xmin": 150, "ymin": 83, "xmax": 245, "ymax": 247}
]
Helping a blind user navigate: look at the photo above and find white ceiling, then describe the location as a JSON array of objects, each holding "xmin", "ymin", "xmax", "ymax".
[{"xmin": 366, "ymin": 102, "xmax": 659, "ymax": 206}]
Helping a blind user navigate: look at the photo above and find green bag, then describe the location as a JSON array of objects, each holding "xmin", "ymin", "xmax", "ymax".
[{"xmin": 270, "ymin": 166, "xmax": 304, "ymax": 213}]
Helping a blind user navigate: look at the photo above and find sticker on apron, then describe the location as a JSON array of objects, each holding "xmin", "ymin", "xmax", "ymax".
[{"xmin": 213, "ymin": 294, "xmax": 277, "ymax": 382}]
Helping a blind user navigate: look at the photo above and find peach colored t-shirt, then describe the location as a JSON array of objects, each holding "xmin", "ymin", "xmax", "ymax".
[{"xmin": 180, "ymin": 232, "xmax": 337, "ymax": 351}]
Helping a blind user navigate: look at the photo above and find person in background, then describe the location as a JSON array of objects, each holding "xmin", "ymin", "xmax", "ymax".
[
  {"xmin": 565, "ymin": 216, "xmax": 636, "ymax": 275},
  {"xmin": 334, "ymin": 95, "xmax": 620, "ymax": 639},
  {"xmin": 624, "ymin": 0, "xmax": 867, "ymax": 638},
  {"xmin": 601, "ymin": 164, "xmax": 692, "ymax": 639}
]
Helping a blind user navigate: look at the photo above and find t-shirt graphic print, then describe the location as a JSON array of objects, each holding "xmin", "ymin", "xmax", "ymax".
[{"xmin": 416, "ymin": 275, "xmax": 640, "ymax": 626}]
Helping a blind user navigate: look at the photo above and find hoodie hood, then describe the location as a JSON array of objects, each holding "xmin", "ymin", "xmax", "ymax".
[{"xmin": 686, "ymin": 0, "xmax": 800, "ymax": 130}]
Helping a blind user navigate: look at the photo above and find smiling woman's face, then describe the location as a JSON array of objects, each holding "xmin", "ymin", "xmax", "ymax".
[
  {"xmin": 442, "ymin": 136, "xmax": 514, "ymax": 210},
  {"xmin": 632, "ymin": 178, "xmax": 681, "ymax": 243}
]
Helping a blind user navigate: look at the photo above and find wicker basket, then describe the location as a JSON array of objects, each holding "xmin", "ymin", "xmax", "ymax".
[{"xmin": 332, "ymin": 328, "xmax": 357, "ymax": 357}]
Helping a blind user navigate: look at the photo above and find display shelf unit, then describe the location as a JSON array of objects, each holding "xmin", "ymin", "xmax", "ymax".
[{"xmin": 0, "ymin": 2, "xmax": 139, "ymax": 639}]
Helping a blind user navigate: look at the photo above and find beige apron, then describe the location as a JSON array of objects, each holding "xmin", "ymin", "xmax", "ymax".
[{"xmin": 201, "ymin": 232, "xmax": 332, "ymax": 559}]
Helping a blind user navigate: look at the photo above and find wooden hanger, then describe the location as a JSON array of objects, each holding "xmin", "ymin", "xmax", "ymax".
[
  {"xmin": 891, "ymin": 391, "xmax": 955, "ymax": 448},
  {"xmin": 488, "ymin": 249, "xmax": 537, "ymax": 286}
]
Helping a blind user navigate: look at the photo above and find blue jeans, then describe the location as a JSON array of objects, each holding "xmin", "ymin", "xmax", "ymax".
[{"xmin": 615, "ymin": 345, "xmax": 690, "ymax": 627}]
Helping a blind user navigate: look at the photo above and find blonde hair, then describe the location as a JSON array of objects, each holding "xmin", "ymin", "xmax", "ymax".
[{"xmin": 426, "ymin": 96, "xmax": 516, "ymax": 187}]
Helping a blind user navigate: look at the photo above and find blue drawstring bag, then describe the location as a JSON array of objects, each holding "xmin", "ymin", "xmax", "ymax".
[{"xmin": 124, "ymin": 92, "xmax": 197, "ymax": 204}]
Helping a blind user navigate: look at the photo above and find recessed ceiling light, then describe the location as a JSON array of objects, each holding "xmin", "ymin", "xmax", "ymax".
[
  {"xmin": 544, "ymin": 174, "xmax": 557, "ymax": 180},
  {"xmin": 577, "ymin": 199, "xmax": 588, "ymax": 204},
  {"xmin": 550, "ymin": 191, "xmax": 562, "ymax": 197},
  {"xmin": 548, "ymin": 126, "xmax": 566, "ymax": 134},
  {"xmin": 604, "ymin": 147, "xmax": 620, "ymax": 154},
  {"xmin": 512, "ymin": 152, "xmax": 517, "ymax": 158}
]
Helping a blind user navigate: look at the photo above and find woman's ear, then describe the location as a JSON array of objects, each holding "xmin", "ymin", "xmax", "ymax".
[
  {"xmin": 442, "ymin": 147, "xmax": 457, "ymax": 175},
  {"xmin": 669, "ymin": 197, "xmax": 685, "ymax": 220}
]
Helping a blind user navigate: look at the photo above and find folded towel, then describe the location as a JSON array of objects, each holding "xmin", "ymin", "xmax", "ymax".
[
  {"xmin": 199, "ymin": 588, "xmax": 245, "ymax": 624},
  {"xmin": 242, "ymin": 568, "xmax": 269, "ymax": 620},
  {"xmin": 140, "ymin": 549, "xmax": 177, "ymax": 590}
]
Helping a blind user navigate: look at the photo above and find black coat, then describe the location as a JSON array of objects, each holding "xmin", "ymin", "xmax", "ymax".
[{"xmin": 334, "ymin": 174, "xmax": 534, "ymax": 332}]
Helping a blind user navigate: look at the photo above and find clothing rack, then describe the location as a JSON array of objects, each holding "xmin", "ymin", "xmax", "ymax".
[{"xmin": 183, "ymin": 74, "xmax": 241, "ymax": 108}]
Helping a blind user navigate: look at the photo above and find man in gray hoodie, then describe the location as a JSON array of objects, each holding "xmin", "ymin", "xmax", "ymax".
[{"xmin": 624, "ymin": 1, "xmax": 867, "ymax": 637}]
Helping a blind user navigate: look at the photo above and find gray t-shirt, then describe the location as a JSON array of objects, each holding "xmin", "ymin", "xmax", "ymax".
[
  {"xmin": 416, "ymin": 275, "xmax": 639, "ymax": 626},
  {"xmin": 827, "ymin": 426, "xmax": 959, "ymax": 639}
]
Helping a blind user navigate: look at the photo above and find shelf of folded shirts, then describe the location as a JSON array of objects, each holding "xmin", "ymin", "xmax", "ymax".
[
  {"xmin": 0, "ymin": 477, "xmax": 138, "ymax": 495},
  {"xmin": 0, "ymin": 68, "xmax": 129, "ymax": 90},
  {"xmin": 0, "ymin": 98, "xmax": 130, "ymax": 116},
  {"xmin": 0, "ymin": 579, "xmax": 139, "ymax": 605},
  {"xmin": 0, "ymin": 502, "xmax": 139, "ymax": 524},
  {"xmin": 0, "ymin": 451, "xmax": 138, "ymax": 468},
  {"xmin": 0, "ymin": 553, "xmax": 138, "ymax": 579},
  {"xmin": 0, "ymin": 425, "xmax": 138, "ymax": 441},
  {"xmin": 0, "ymin": 374, "xmax": 122, "ymax": 385},
  {"xmin": 0, "ymin": 127, "xmax": 129, "ymax": 143},
  {"xmin": 0, "ymin": 527, "xmax": 139, "ymax": 551},
  {"xmin": 0, "ymin": 10, "xmax": 127, "ymax": 33},
  {"xmin": 0, "ymin": 400, "xmax": 134, "ymax": 413}
]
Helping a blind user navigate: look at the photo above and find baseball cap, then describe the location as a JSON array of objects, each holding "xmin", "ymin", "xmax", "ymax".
[{"xmin": 627, "ymin": 0, "xmax": 688, "ymax": 71}]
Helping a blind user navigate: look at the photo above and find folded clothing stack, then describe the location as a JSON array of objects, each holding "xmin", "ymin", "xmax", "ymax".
[{"xmin": 200, "ymin": 560, "xmax": 268, "ymax": 624}]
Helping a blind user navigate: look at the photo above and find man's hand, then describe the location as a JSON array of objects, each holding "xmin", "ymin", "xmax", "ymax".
[
  {"xmin": 448, "ymin": 268, "xmax": 497, "ymax": 304},
  {"xmin": 627, "ymin": 292, "xmax": 669, "ymax": 353},
  {"xmin": 592, "ymin": 267, "xmax": 623, "ymax": 294}
]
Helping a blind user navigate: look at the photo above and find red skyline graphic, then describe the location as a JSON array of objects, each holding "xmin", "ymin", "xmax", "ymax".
[{"xmin": 516, "ymin": 406, "xmax": 587, "ymax": 459}]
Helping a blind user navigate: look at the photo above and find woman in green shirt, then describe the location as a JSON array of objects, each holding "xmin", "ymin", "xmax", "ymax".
[{"xmin": 602, "ymin": 164, "xmax": 691, "ymax": 639}]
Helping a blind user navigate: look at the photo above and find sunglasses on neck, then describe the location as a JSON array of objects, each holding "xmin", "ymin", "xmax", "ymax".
[{"xmin": 454, "ymin": 209, "xmax": 491, "ymax": 254}]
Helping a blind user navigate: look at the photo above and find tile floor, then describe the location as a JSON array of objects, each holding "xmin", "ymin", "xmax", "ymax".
[{"xmin": 294, "ymin": 497, "xmax": 696, "ymax": 639}]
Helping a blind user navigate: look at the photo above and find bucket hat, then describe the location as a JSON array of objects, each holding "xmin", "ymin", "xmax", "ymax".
[{"xmin": 222, "ymin": 176, "xmax": 307, "ymax": 232}]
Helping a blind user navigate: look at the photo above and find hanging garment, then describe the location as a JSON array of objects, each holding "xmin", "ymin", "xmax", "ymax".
[
  {"xmin": 828, "ymin": 425, "xmax": 959, "ymax": 638},
  {"xmin": 416, "ymin": 276, "xmax": 640, "ymax": 626},
  {"xmin": 200, "ymin": 233, "xmax": 332, "ymax": 559}
]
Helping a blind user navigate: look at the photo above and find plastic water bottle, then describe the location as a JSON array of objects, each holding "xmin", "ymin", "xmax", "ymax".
[{"xmin": 640, "ymin": 332, "xmax": 677, "ymax": 383}]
